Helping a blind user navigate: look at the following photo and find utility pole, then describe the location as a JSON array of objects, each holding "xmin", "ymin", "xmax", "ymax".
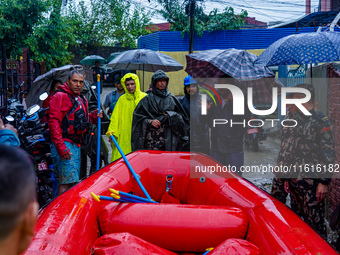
[
  {"xmin": 189, "ymin": 0, "xmax": 195, "ymax": 54},
  {"xmin": 305, "ymin": 0, "xmax": 311, "ymax": 14}
]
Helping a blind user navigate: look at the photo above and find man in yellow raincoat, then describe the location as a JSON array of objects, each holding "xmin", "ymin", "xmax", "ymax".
[{"xmin": 106, "ymin": 73, "xmax": 146, "ymax": 161}]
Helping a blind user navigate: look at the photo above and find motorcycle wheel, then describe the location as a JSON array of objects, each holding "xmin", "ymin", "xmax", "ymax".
[{"xmin": 252, "ymin": 134, "xmax": 259, "ymax": 152}]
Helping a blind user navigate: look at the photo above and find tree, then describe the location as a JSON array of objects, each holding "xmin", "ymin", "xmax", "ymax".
[
  {"xmin": 65, "ymin": 0, "xmax": 113, "ymax": 53},
  {"xmin": 0, "ymin": 0, "xmax": 50, "ymax": 59},
  {"xmin": 112, "ymin": 4, "xmax": 153, "ymax": 47},
  {"xmin": 0, "ymin": 0, "xmax": 153, "ymax": 69},
  {"xmin": 205, "ymin": 7, "xmax": 248, "ymax": 32},
  {"xmin": 65, "ymin": 0, "xmax": 152, "ymax": 55},
  {"xmin": 27, "ymin": 1, "xmax": 76, "ymax": 70},
  {"xmin": 156, "ymin": 0, "xmax": 248, "ymax": 36}
]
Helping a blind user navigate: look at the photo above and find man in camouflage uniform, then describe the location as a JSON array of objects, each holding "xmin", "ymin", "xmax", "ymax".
[{"xmin": 271, "ymin": 83, "xmax": 335, "ymax": 238}]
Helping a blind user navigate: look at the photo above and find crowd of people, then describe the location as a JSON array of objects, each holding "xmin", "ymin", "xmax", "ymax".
[
  {"xmin": 45, "ymin": 67, "xmax": 336, "ymax": 243},
  {"xmin": 0, "ymin": 64, "xmax": 337, "ymax": 253}
]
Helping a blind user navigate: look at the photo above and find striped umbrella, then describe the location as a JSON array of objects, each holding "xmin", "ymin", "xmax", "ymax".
[
  {"xmin": 186, "ymin": 49, "xmax": 280, "ymax": 104},
  {"xmin": 185, "ymin": 49, "xmax": 275, "ymax": 81}
]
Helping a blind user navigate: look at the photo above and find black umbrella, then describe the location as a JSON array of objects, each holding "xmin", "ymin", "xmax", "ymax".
[
  {"xmin": 107, "ymin": 49, "xmax": 183, "ymax": 89},
  {"xmin": 26, "ymin": 65, "xmax": 74, "ymax": 107}
]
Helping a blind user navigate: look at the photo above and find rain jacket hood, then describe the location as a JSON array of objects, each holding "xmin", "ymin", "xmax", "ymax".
[
  {"xmin": 151, "ymin": 70, "xmax": 170, "ymax": 98},
  {"xmin": 107, "ymin": 73, "xmax": 147, "ymax": 162},
  {"xmin": 121, "ymin": 73, "xmax": 142, "ymax": 100}
]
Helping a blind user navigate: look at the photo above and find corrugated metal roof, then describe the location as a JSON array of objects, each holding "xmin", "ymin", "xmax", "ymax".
[
  {"xmin": 271, "ymin": 11, "xmax": 340, "ymax": 28},
  {"xmin": 138, "ymin": 27, "xmax": 340, "ymax": 52}
]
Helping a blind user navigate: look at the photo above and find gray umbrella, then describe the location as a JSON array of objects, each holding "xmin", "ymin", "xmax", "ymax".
[
  {"xmin": 107, "ymin": 49, "xmax": 183, "ymax": 72},
  {"xmin": 26, "ymin": 64, "xmax": 73, "ymax": 107}
]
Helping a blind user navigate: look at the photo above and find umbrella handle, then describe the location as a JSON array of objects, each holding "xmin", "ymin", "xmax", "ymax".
[{"xmin": 96, "ymin": 74, "xmax": 101, "ymax": 171}]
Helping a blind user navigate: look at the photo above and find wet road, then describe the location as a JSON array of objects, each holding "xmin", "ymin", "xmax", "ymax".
[{"xmin": 243, "ymin": 128, "xmax": 281, "ymax": 193}]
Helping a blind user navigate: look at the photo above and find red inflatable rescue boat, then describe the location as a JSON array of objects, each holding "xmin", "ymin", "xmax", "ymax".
[{"xmin": 24, "ymin": 151, "xmax": 337, "ymax": 254}]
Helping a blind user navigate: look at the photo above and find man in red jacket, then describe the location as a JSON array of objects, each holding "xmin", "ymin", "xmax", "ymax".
[{"xmin": 48, "ymin": 70, "xmax": 103, "ymax": 195}]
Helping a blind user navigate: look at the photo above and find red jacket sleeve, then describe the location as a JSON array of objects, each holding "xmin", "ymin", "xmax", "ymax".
[{"xmin": 48, "ymin": 93, "xmax": 72, "ymax": 157}]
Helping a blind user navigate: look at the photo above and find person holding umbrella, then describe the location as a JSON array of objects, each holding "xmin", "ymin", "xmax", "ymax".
[
  {"xmin": 207, "ymin": 76, "xmax": 250, "ymax": 177},
  {"xmin": 48, "ymin": 69, "xmax": 103, "ymax": 195},
  {"xmin": 106, "ymin": 73, "xmax": 146, "ymax": 162},
  {"xmin": 91, "ymin": 61, "xmax": 106, "ymax": 94},
  {"xmin": 179, "ymin": 75, "xmax": 210, "ymax": 155}
]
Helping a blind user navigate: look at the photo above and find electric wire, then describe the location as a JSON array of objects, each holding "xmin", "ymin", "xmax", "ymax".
[{"xmin": 208, "ymin": 0, "xmax": 319, "ymax": 22}]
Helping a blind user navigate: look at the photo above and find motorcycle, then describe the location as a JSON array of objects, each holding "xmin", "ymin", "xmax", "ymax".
[
  {"xmin": 6, "ymin": 82, "xmax": 27, "ymax": 127},
  {"xmin": 244, "ymin": 113, "xmax": 267, "ymax": 152},
  {"xmin": 6, "ymin": 93, "xmax": 54, "ymax": 207}
]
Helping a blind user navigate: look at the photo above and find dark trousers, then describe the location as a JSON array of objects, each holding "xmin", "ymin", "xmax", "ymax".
[
  {"xmin": 271, "ymin": 178, "xmax": 327, "ymax": 239},
  {"xmin": 289, "ymin": 179, "xmax": 327, "ymax": 238},
  {"xmin": 271, "ymin": 177, "xmax": 288, "ymax": 204}
]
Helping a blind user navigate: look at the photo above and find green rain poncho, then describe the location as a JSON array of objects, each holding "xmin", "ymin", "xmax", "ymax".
[{"xmin": 106, "ymin": 73, "xmax": 146, "ymax": 162}]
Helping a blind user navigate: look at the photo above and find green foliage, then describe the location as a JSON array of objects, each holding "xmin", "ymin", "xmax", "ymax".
[
  {"xmin": 206, "ymin": 7, "xmax": 248, "ymax": 32},
  {"xmin": 65, "ymin": 0, "xmax": 112, "ymax": 51},
  {"xmin": 0, "ymin": 0, "xmax": 50, "ymax": 59},
  {"xmin": 65, "ymin": 0, "xmax": 152, "ymax": 55},
  {"xmin": 26, "ymin": 3, "xmax": 76, "ymax": 70},
  {"xmin": 113, "ymin": 5, "xmax": 153, "ymax": 47},
  {"xmin": 156, "ymin": 0, "xmax": 248, "ymax": 36},
  {"xmin": 0, "ymin": 0, "xmax": 152, "ymax": 69},
  {"xmin": 157, "ymin": 0, "xmax": 190, "ymax": 32}
]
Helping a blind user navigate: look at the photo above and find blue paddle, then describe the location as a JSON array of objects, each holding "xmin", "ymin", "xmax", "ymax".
[
  {"xmin": 96, "ymin": 74, "xmax": 101, "ymax": 171},
  {"xmin": 109, "ymin": 134, "xmax": 152, "ymax": 201}
]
